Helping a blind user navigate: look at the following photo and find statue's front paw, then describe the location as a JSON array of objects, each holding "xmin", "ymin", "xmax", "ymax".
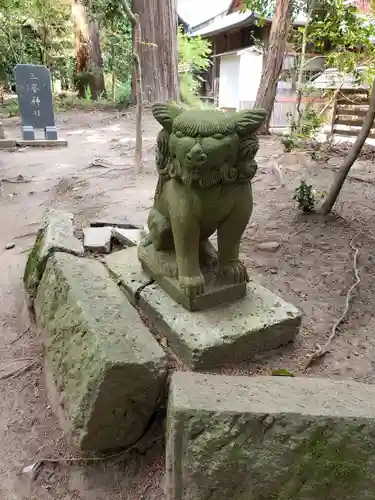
[
  {"xmin": 218, "ymin": 260, "xmax": 249, "ymax": 285},
  {"xmin": 179, "ymin": 275, "xmax": 205, "ymax": 299}
]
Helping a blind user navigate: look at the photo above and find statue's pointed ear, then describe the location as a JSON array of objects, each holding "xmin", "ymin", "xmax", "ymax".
[
  {"xmin": 234, "ymin": 109, "xmax": 266, "ymax": 136},
  {"xmin": 152, "ymin": 103, "xmax": 185, "ymax": 132}
]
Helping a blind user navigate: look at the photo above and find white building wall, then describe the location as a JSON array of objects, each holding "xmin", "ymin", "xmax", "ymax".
[
  {"xmin": 218, "ymin": 54, "xmax": 240, "ymax": 110},
  {"xmin": 238, "ymin": 49, "xmax": 263, "ymax": 108}
]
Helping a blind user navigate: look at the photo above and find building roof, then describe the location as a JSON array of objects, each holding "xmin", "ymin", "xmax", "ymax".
[
  {"xmin": 177, "ymin": 0, "xmax": 231, "ymax": 30},
  {"xmin": 191, "ymin": 10, "xmax": 253, "ymax": 37},
  {"xmin": 191, "ymin": 10, "xmax": 307, "ymax": 37}
]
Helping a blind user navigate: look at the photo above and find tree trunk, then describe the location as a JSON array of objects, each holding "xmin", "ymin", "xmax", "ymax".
[
  {"xmin": 131, "ymin": 0, "xmax": 179, "ymax": 103},
  {"xmin": 71, "ymin": 0, "xmax": 106, "ymax": 100},
  {"xmin": 254, "ymin": 0, "xmax": 293, "ymax": 133},
  {"xmin": 318, "ymin": 79, "xmax": 375, "ymax": 215}
]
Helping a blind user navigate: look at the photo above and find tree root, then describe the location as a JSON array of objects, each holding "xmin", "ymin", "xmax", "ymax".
[
  {"xmin": 22, "ymin": 434, "xmax": 164, "ymax": 481},
  {"xmin": 0, "ymin": 360, "xmax": 37, "ymax": 380},
  {"xmin": 305, "ymin": 233, "xmax": 361, "ymax": 370}
]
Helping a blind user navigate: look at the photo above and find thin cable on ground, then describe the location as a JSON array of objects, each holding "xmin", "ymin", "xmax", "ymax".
[{"xmin": 305, "ymin": 233, "xmax": 361, "ymax": 370}]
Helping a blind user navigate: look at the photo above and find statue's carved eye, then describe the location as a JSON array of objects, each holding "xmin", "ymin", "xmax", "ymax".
[
  {"xmin": 212, "ymin": 133, "xmax": 224, "ymax": 140},
  {"xmin": 174, "ymin": 130, "xmax": 184, "ymax": 138}
]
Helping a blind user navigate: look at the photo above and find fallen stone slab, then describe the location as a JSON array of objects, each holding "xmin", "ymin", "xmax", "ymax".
[
  {"xmin": 167, "ymin": 372, "xmax": 375, "ymax": 500},
  {"xmin": 24, "ymin": 210, "xmax": 84, "ymax": 300},
  {"xmin": 112, "ymin": 227, "xmax": 144, "ymax": 247},
  {"xmin": 83, "ymin": 226, "xmax": 112, "ymax": 253},
  {"xmin": 106, "ymin": 247, "xmax": 301, "ymax": 370},
  {"xmin": 35, "ymin": 252, "xmax": 167, "ymax": 451},
  {"xmin": 90, "ymin": 219, "xmax": 140, "ymax": 230}
]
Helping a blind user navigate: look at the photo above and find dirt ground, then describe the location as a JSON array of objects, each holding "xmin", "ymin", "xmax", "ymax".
[{"xmin": 1, "ymin": 107, "xmax": 375, "ymax": 499}]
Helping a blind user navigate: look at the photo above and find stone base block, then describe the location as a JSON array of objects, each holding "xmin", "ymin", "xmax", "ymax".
[
  {"xmin": 23, "ymin": 210, "xmax": 84, "ymax": 300},
  {"xmin": 0, "ymin": 139, "xmax": 16, "ymax": 149},
  {"xmin": 106, "ymin": 248, "xmax": 301, "ymax": 370},
  {"xmin": 167, "ymin": 372, "xmax": 375, "ymax": 500},
  {"xmin": 138, "ymin": 244, "xmax": 246, "ymax": 311},
  {"xmin": 16, "ymin": 139, "xmax": 68, "ymax": 147},
  {"xmin": 35, "ymin": 252, "xmax": 167, "ymax": 451}
]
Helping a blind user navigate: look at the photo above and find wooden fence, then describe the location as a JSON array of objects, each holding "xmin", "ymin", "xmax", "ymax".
[
  {"xmin": 270, "ymin": 89, "xmax": 326, "ymax": 130},
  {"xmin": 331, "ymin": 89, "xmax": 373, "ymax": 139},
  {"xmin": 239, "ymin": 88, "xmax": 326, "ymax": 130}
]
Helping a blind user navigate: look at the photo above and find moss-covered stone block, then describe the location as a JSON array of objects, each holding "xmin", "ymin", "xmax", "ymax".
[
  {"xmin": 35, "ymin": 252, "xmax": 167, "ymax": 451},
  {"xmin": 24, "ymin": 210, "xmax": 84, "ymax": 300},
  {"xmin": 167, "ymin": 372, "xmax": 375, "ymax": 500},
  {"xmin": 106, "ymin": 247, "xmax": 301, "ymax": 370}
]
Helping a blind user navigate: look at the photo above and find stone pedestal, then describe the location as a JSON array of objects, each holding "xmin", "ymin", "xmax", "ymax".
[
  {"xmin": 106, "ymin": 248, "xmax": 302, "ymax": 370},
  {"xmin": 138, "ymin": 243, "xmax": 246, "ymax": 311}
]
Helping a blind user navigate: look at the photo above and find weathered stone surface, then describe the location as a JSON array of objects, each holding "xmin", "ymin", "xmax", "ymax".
[
  {"xmin": 256, "ymin": 241, "xmax": 281, "ymax": 251},
  {"xmin": 83, "ymin": 226, "xmax": 112, "ymax": 253},
  {"xmin": 16, "ymin": 139, "xmax": 68, "ymax": 147},
  {"xmin": 139, "ymin": 244, "xmax": 246, "ymax": 311},
  {"xmin": 167, "ymin": 372, "xmax": 375, "ymax": 500},
  {"xmin": 112, "ymin": 227, "xmax": 144, "ymax": 247},
  {"xmin": 35, "ymin": 252, "xmax": 167, "ymax": 451},
  {"xmin": 105, "ymin": 247, "xmax": 149, "ymax": 305},
  {"xmin": 106, "ymin": 247, "xmax": 301, "ymax": 369},
  {"xmin": 24, "ymin": 210, "xmax": 83, "ymax": 299},
  {"xmin": 0, "ymin": 139, "xmax": 16, "ymax": 148}
]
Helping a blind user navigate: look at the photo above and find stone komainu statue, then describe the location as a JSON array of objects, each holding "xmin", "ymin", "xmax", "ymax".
[{"xmin": 138, "ymin": 103, "xmax": 266, "ymax": 305}]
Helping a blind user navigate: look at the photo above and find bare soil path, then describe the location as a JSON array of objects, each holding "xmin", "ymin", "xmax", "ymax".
[{"xmin": 0, "ymin": 108, "xmax": 375, "ymax": 499}]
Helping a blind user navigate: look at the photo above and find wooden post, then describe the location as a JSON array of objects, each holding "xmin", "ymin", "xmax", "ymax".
[
  {"xmin": 330, "ymin": 90, "xmax": 338, "ymax": 140},
  {"xmin": 118, "ymin": 0, "xmax": 143, "ymax": 173}
]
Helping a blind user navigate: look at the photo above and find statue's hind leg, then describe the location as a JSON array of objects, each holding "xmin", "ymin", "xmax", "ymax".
[
  {"xmin": 199, "ymin": 238, "xmax": 218, "ymax": 269},
  {"xmin": 138, "ymin": 208, "xmax": 179, "ymax": 278},
  {"xmin": 146, "ymin": 207, "xmax": 174, "ymax": 250}
]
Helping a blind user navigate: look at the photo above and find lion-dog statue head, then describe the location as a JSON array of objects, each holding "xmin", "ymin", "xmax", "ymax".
[{"xmin": 152, "ymin": 103, "xmax": 266, "ymax": 189}]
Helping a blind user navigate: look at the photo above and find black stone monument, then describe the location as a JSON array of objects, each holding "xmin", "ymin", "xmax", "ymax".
[{"xmin": 14, "ymin": 64, "xmax": 59, "ymax": 141}]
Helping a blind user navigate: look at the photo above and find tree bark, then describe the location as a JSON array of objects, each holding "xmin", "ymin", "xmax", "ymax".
[
  {"xmin": 131, "ymin": 0, "xmax": 179, "ymax": 103},
  {"xmin": 71, "ymin": 0, "xmax": 106, "ymax": 100},
  {"xmin": 318, "ymin": 79, "xmax": 375, "ymax": 215},
  {"xmin": 254, "ymin": 0, "xmax": 293, "ymax": 133}
]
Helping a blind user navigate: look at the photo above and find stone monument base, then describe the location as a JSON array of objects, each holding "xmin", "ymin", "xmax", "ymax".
[
  {"xmin": 106, "ymin": 247, "xmax": 302, "ymax": 370},
  {"xmin": 0, "ymin": 139, "xmax": 16, "ymax": 149},
  {"xmin": 138, "ymin": 243, "xmax": 246, "ymax": 311},
  {"xmin": 16, "ymin": 139, "xmax": 68, "ymax": 147}
]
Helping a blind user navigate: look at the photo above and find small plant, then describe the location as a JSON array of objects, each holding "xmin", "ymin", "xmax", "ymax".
[
  {"xmin": 281, "ymin": 132, "xmax": 300, "ymax": 152},
  {"xmin": 6, "ymin": 99, "xmax": 19, "ymax": 117},
  {"xmin": 299, "ymin": 106, "xmax": 324, "ymax": 137},
  {"xmin": 282, "ymin": 105, "xmax": 324, "ymax": 153},
  {"xmin": 293, "ymin": 180, "xmax": 318, "ymax": 212}
]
